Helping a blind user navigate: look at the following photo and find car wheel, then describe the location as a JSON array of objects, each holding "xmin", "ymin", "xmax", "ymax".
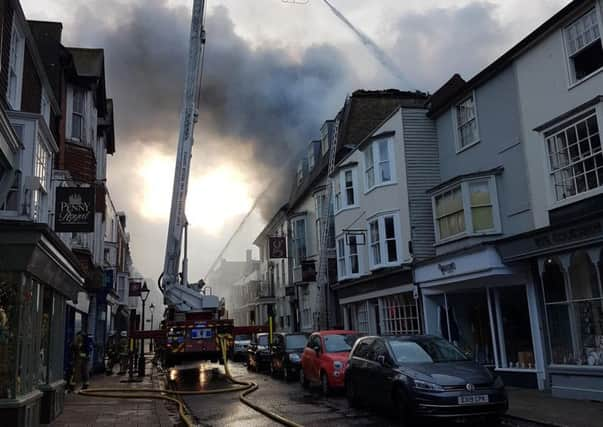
[
  {"xmin": 346, "ymin": 378, "xmax": 359, "ymax": 408},
  {"xmin": 394, "ymin": 387, "xmax": 410, "ymax": 426},
  {"xmin": 321, "ymin": 372, "xmax": 330, "ymax": 396},
  {"xmin": 299, "ymin": 368, "xmax": 309, "ymax": 388}
]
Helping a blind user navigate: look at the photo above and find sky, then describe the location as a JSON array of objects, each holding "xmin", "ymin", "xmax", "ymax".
[{"xmin": 22, "ymin": 0, "xmax": 570, "ymax": 298}]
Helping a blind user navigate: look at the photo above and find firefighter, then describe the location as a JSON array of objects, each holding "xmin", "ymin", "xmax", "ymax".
[
  {"xmin": 105, "ymin": 331, "xmax": 118, "ymax": 374},
  {"xmin": 118, "ymin": 331, "xmax": 129, "ymax": 375}
]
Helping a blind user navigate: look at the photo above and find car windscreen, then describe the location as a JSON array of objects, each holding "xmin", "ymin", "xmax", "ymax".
[
  {"xmin": 285, "ymin": 335, "xmax": 307, "ymax": 349},
  {"xmin": 257, "ymin": 335, "xmax": 269, "ymax": 346},
  {"xmin": 389, "ymin": 338, "xmax": 468, "ymax": 363},
  {"xmin": 323, "ymin": 334, "xmax": 358, "ymax": 353},
  {"xmin": 235, "ymin": 334, "xmax": 250, "ymax": 341}
]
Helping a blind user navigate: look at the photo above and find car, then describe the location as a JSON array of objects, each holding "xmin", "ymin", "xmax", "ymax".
[
  {"xmin": 345, "ymin": 335, "xmax": 508, "ymax": 425},
  {"xmin": 300, "ymin": 330, "xmax": 360, "ymax": 394},
  {"xmin": 231, "ymin": 334, "xmax": 251, "ymax": 361},
  {"xmin": 269, "ymin": 332, "xmax": 308, "ymax": 381},
  {"xmin": 247, "ymin": 332, "xmax": 271, "ymax": 372}
]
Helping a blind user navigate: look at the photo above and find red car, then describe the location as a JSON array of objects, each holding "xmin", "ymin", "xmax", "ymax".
[{"xmin": 299, "ymin": 330, "xmax": 360, "ymax": 394}]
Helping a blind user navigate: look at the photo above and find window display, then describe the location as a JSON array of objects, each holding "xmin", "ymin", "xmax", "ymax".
[
  {"xmin": 0, "ymin": 276, "xmax": 18, "ymax": 399},
  {"xmin": 542, "ymin": 252, "xmax": 603, "ymax": 366},
  {"xmin": 494, "ymin": 286, "xmax": 535, "ymax": 369}
]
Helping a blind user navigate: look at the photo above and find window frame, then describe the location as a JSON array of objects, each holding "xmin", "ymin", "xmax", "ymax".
[
  {"xmin": 7, "ymin": 16, "xmax": 25, "ymax": 110},
  {"xmin": 431, "ymin": 176, "xmax": 502, "ymax": 243},
  {"xmin": 290, "ymin": 216, "xmax": 307, "ymax": 267},
  {"xmin": 367, "ymin": 212, "xmax": 402, "ymax": 270},
  {"xmin": 334, "ymin": 167, "xmax": 358, "ymax": 213},
  {"xmin": 363, "ymin": 137, "xmax": 397, "ymax": 193},
  {"xmin": 71, "ymin": 86, "xmax": 86, "ymax": 142},
  {"xmin": 563, "ymin": 6, "xmax": 603, "ymax": 86},
  {"xmin": 452, "ymin": 92, "xmax": 480, "ymax": 152},
  {"xmin": 542, "ymin": 107, "xmax": 603, "ymax": 208},
  {"xmin": 335, "ymin": 233, "xmax": 362, "ymax": 280}
]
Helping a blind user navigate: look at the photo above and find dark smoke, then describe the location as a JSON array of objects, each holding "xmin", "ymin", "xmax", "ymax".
[{"xmin": 66, "ymin": 0, "xmax": 355, "ymax": 218}]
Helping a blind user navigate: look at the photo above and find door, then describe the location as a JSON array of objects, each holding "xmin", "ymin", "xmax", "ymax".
[
  {"xmin": 367, "ymin": 339, "xmax": 395, "ymax": 406},
  {"xmin": 350, "ymin": 338, "xmax": 372, "ymax": 398}
]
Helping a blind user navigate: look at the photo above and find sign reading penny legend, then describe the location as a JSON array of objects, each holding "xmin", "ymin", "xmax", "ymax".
[{"xmin": 54, "ymin": 187, "xmax": 95, "ymax": 232}]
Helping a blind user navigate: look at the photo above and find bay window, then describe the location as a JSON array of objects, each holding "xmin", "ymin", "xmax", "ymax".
[
  {"xmin": 336, "ymin": 234, "xmax": 361, "ymax": 280},
  {"xmin": 433, "ymin": 177, "xmax": 500, "ymax": 242},
  {"xmin": 364, "ymin": 138, "xmax": 394, "ymax": 191},
  {"xmin": 564, "ymin": 8, "xmax": 603, "ymax": 83},
  {"xmin": 545, "ymin": 110, "xmax": 602, "ymax": 202},
  {"xmin": 454, "ymin": 94, "xmax": 479, "ymax": 150},
  {"xmin": 72, "ymin": 87, "xmax": 85, "ymax": 141},
  {"xmin": 291, "ymin": 217, "xmax": 307, "ymax": 267},
  {"xmin": 368, "ymin": 213, "xmax": 401, "ymax": 269}
]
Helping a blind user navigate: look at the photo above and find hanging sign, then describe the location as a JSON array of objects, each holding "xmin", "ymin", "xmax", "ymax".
[
  {"xmin": 54, "ymin": 187, "xmax": 95, "ymax": 232},
  {"xmin": 129, "ymin": 280, "xmax": 142, "ymax": 297},
  {"xmin": 269, "ymin": 237, "xmax": 287, "ymax": 259}
]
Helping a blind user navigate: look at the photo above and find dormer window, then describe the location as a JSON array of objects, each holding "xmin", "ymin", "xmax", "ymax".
[{"xmin": 564, "ymin": 8, "xmax": 603, "ymax": 84}]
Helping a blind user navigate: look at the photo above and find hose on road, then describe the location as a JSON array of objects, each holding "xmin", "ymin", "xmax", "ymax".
[{"xmin": 78, "ymin": 335, "xmax": 302, "ymax": 427}]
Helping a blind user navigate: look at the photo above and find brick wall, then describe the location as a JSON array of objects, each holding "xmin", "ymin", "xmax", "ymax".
[{"xmin": 64, "ymin": 142, "xmax": 96, "ymax": 183}]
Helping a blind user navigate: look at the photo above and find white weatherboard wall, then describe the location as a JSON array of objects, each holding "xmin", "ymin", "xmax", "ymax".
[
  {"xmin": 334, "ymin": 109, "xmax": 412, "ymax": 271},
  {"xmin": 514, "ymin": 0, "xmax": 603, "ymax": 228}
]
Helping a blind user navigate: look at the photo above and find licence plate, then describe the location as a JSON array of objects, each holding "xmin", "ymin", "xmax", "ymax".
[{"xmin": 458, "ymin": 395, "xmax": 489, "ymax": 405}]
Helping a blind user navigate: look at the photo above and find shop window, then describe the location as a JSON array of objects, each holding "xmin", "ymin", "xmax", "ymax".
[
  {"xmin": 542, "ymin": 258, "xmax": 567, "ymax": 302},
  {"xmin": 380, "ymin": 293, "xmax": 420, "ymax": 335},
  {"xmin": 0, "ymin": 276, "xmax": 19, "ymax": 399},
  {"xmin": 569, "ymin": 251, "xmax": 601, "ymax": 299},
  {"xmin": 542, "ymin": 252, "xmax": 603, "ymax": 366},
  {"xmin": 492, "ymin": 286, "xmax": 535, "ymax": 369}
]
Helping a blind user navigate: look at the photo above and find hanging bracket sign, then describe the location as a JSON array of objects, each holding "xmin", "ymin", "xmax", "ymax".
[
  {"xmin": 54, "ymin": 187, "xmax": 95, "ymax": 232},
  {"xmin": 269, "ymin": 236, "xmax": 287, "ymax": 259}
]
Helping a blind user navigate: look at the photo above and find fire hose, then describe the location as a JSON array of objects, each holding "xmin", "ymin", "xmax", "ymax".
[{"xmin": 78, "ymin": 335, "xmax": 303, "ymax": 427}]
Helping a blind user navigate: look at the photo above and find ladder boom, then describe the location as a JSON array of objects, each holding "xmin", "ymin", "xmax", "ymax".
[{"xmin": 162, "ymin": 0, "xmax": 206, "ymax": 295}]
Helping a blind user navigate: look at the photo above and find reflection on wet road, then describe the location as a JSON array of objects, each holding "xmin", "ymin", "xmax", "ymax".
[{"xmin": 166, "ymin": 361, "xmax": 540, "ymax": 427}]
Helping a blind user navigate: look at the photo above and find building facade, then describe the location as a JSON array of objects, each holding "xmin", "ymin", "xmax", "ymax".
[{"xmin": 332, "ymin": 92, "xmax": 438, "ymax": 336}]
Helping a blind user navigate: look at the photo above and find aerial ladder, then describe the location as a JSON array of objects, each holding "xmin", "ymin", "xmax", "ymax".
[{"xmin": 156, "ymin": 0, "xmax": 230, "ymax": 365}]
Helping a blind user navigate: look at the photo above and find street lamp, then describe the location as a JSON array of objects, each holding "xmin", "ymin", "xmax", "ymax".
[
  {"xmin": 138, "ymin": 281, "xmax": 150, "ymax": 376},
  {"xmin": 149, "ymin": 303, "xmax": 155, "ymax": 352}
]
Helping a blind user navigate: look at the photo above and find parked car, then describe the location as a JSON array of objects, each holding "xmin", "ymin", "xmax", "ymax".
[
  {"xmin": 247, "ymin": 332, "xmax": 271, "ymax": 371},
  {"xmin": 270, "ymin": 332, "xmax": 308, "ymax": 381},
  {"xmin": 231, "ymin": 334, "xmax": 251, "ymax": 361},
  {"xmin": 300, "ymin": 330, "xmax": 360, "ymax": 394},
  {"xmin": 345, "ymin": 335, "xmax": 508, "ymax": 424}
]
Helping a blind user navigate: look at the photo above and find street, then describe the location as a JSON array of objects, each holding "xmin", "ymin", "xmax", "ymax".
[{"xmin": 167, "ymin": 361, "xmax": 541, "ymax": 427}]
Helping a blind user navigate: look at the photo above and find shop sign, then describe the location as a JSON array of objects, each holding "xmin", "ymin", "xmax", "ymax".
[
  {"xmin": 269, "ymin": 237, "xmax": 287, "ymax": 258},
  {"xmin": 129, "ymin": 280, "xmax": 142, "ymax": 297},
  {"xmin": 438, "ymin": 262, "xmax": 456, "ymax": 275},
  {"xmin": 534, "ymin": 221, "xmax": 602, "ymax": 249},
  {"xmin": 54, "ymin": 187, "xmax": 95, "ymax": 232}
]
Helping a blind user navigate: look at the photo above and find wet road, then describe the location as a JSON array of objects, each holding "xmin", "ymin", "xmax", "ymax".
[{"xmin": 166, "ymin": 361, "xmax": 540, "ymax": 427}]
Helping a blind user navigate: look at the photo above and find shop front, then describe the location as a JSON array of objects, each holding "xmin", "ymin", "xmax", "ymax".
[
  {"xmin": 335, "ymin": 268, "xmax": 420, "ymax": 336},
  {"xmin": 416, "ymin": 245, "xmax": 547, "ymax": 390},
  {"xmin": 498, "ymin": 216, "xmax": 603, "ymax": 401},
  {"xmin": 0, "ymin": 222, "xmax": 84, "ymax": 426}
]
